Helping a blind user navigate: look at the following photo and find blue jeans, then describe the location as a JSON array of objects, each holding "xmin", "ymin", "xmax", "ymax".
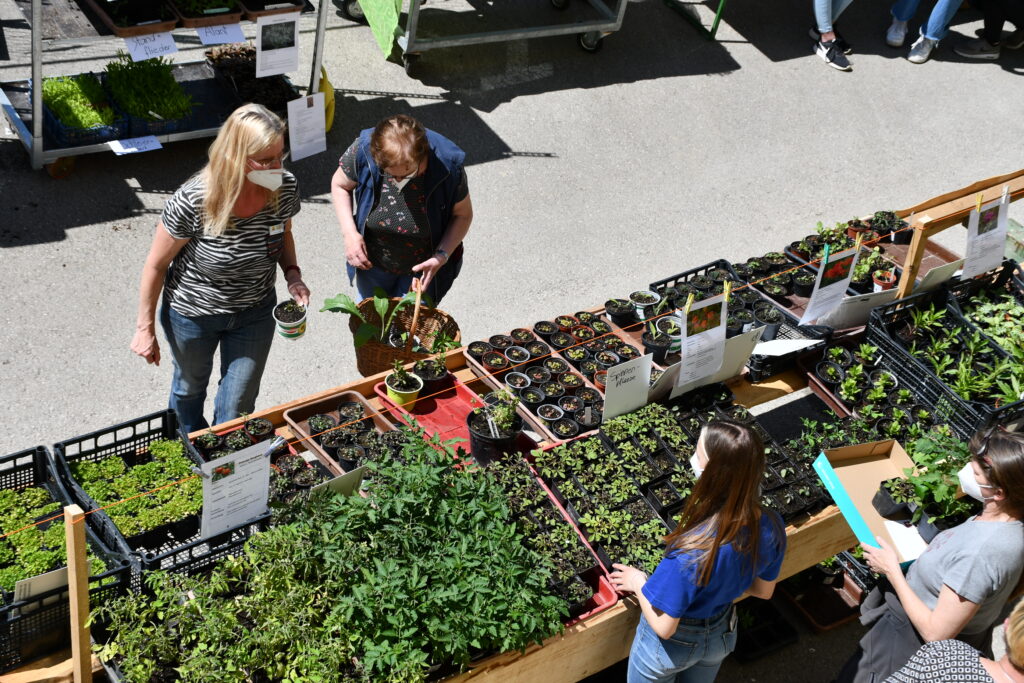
[
  {"xmin": 814, "ymin": 0, "xmax": 855, "ymax": 33},
  {"xmin": 159, "ymin": 292, "xmax": 276, "ymax": 434},
  {"xmin": 628, "ymin": 608, "xmax": 738, "ymax": 683},
  {"xmin": 891, "ymin": 0, "xmax": 961, "ymax": 40}
]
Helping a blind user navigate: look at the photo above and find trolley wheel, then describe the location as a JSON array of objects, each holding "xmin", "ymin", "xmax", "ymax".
[
  {"xmin": 403, "ymin": 53, "xmax": 420, "ymax": 77},
  {"xmin": 339, "ymin": 0, "xmax": 367, "ymax": 23},
  {"xmin": 551, "ymin": 0, "xmax": 570, "ymax": 9},
  {"xmin": 45, "ymin": 156, "xmax": 76, "ymax": 179},
  {"xmin": 577, "ymin": 31, "xmax": 604, "ymax": 52}
]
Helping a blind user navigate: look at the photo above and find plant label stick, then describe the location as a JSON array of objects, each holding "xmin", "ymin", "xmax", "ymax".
[{"xmin": 124, "ymin": 32, "xmax": 178, "ymax": 62}]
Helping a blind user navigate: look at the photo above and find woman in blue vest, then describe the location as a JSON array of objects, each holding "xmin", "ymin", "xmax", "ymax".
[
  {"xmin": 330, "ymin": 115, "xmax": 473, "ymax": 305},
  {"xmin": 610, "ymin": 420, "xmax": 787, "ymax": 683}
]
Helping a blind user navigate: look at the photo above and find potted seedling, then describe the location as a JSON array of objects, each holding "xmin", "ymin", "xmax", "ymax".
[
  {"xmin": 815, "ymin": 361, "xmax": 845, "ymax": 389},
  {"xmin": 193, "ymin": 429, "xmax": 224, "ymax": 459},
  {"xmin": 837, "ymin": 377, "xmax": 862, "ymax": 407},
  {"xmin": 488, "ymin": 334, "xmax": 514, "ymax": 350},
  {"xmin": 466, "ymin": 340, "xmax": 492, "ymax": 361},
  {"xmin": 641, "ymin": 322, "xmax": 672, "ymax": 365},
  {"xmin": 872, "ymin": 477, "xmax": 916, "ymax": 521},
  {"xmin": 655, "ymin": 315, "xmax": 684, "ymax": 353},
  {"xmin": 533, "ymin": 320, "xmax": 559, "ymax": 339},
  {"xmin": 510, "ymin": 327, "xmax": 534, "ymax": 344},
  {"xmin": 466, "ymin": 390, "xmax": 523, "ymax": 466},
  {"xmin": 224, "ymin": 429, "xmax": 254, "ymax": 451},
  {"xmin": 873, "ymin": 269, "xmax": 897, "ymax": 292},
  {"xmin": 826, "ymin": 346, "xmax": 853, "ymax": 369},
  {"xmin": 244, "ymin": 416, "xmax": 274, "ymax": 443},
  {"xmin": 505, "ymin": 372, "xmax": 531, "ymax": 391},
  {"xmin": 629, "ymin": 290, "xmax": 662, "ymax": 321},
  {"xmin": 306, "ymin": 414, "xmax": 337, "ymax": 445},
  {"xmin": 537, "ymin": 404, "xmax": 564, "ymax": 424},
  {"xmin": 792, "ymin": 271, "xmax": 817, "ymax": 297},
  {"xmin": 593, "ymin": 370, "xmax": 608, "ymax": 391},
  {"xmin": 752, "ymin": 304, "xmax": 784, "ymax": 341},
  {"xmin": 385, "ymin": 360, "xmax": 424, "ymax": 409},
  {"xmin": 853, "ymin": 343, "xmax": 879, "ymax": 369},
  {"xmin": 555, "ymin": 315, "xmax": 580, "ymax": 332}
]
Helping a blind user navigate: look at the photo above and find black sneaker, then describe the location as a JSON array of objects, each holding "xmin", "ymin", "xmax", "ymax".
[
  {"xmin": 816, "ymin": 39, "xmax": 852, "ymax": 70},
  {"xmin": 809, "ymin": 27, "xmax": 852, "ymax": 54}
]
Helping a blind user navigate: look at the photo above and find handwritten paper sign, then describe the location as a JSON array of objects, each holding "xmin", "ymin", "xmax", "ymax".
[
  {"xmin": 197, "ymin": 23, "xmax": 246, "ymax": 45},
  {"xmin": 287, "ymin": 93, "xmax": 327, "ymax": 161},
  {"xmin": 124, "ymin": 32, "xmax": 178, "ymax": 62},
  {"xmin": 108, "ymin": 136, "xmax": 162, "ymax": 155},
  {"xmin": 200, "ymin": 442, "xmax": 269, "ymax": 539},
  {"xmin": 675, "ymin": 295, "xmax": 727, "ymax": 388},
  {"xmin": 962, "ymin": 192, "xmax": 1010, "ymax": 280},
  {"xmin": 256, "ymin": 12, "xmax": 300, "ymax": 77},
  {"xmin": 602, "ymin": 354, "xmax": 653, "ymax": 420},
  {"xmin": 800, "ymin": 247, "xmax": 859, "ymax": 324}
]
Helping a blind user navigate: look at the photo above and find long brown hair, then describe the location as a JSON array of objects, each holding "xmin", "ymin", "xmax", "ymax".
[{"xmin": 665, "ymin": 420, "xmax": 771, "ymax": 586}]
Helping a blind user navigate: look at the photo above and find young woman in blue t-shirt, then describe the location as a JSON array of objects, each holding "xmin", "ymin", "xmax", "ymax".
[{"xmin": 610, "ymin": 419, "xmax": 787, "ymax": 683}]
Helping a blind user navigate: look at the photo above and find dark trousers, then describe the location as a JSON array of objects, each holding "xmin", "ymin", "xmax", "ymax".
[{"xmin": 972, "ymin": 0, "xmax": 1024, "ymax": 43}]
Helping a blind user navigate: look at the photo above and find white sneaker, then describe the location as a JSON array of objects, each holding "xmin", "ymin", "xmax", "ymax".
[
  {"xmin": 886, "ymin": 18, "xmax": 908, "ymax": 47},
  {"xmin": 907, "ymin": 34, "xmax": 937, "ymax": 63}
]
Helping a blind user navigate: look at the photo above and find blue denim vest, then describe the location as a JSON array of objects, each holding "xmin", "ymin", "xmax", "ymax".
[{"xmin": 347, "ymin": 128, "xmax": 466, "ymax": 301}]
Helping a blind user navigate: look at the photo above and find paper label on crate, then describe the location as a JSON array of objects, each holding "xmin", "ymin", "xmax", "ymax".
[
  {"xmin": 200, "ymin": 443, "xmax": 270, "ymax": 539},
  {"xmin": 108, "ymin": 136, "xmax": 162, "ymax": 155},
  {"xmin": 256, "ymin": 12, "xmax": 300, "ymax": 78},
  {"xmin": 287, "ymin": 93, "xmax": 327, "ymax": 161},
  {"xmin": 752, "ymin": 338, "xmax": 823, "ymax": 357},
  {"xmin": 962, "ymin": 194, "xmax": 1010, "ymax": 280},
  {"xmin": 124, "ymin": 32, "xmax": 178, "ymax": 62},
  {"xmin": 602, "ymin": 354, "xmax": 653, "ymax": 420},
  {"xmin": 914, "ymin": 259, "xmax": 964, "ymax": 293},
  {"xmin": 675, "ymin": 295, "xmax": 726, "ymax": 388},
  {"xmin": 13, "ymin": 561, "xmax": 93, "ymax": 616},
  {"xmin": 312, "ymin": 467, "xmax": 366, "ymax": 497},
  {"xmin": 197, "ymin": 23, "xmax": 246, "ymax": 45},
  {"xmin": 800, "ymin": 247, "xmax": 860, "ymax": 324}
]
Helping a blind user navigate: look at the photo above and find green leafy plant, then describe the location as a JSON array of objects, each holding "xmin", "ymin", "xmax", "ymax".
[
  {"xmin": 104, "ymin": 51, "xmax": 193, "ymax": 122},
  {"xmin": 321, "ymin": 288, "xmax": 418, "ymax": 347},
  {"xmin": 42, "ymin": 74, "xmax": 116, "ymax": 129}
]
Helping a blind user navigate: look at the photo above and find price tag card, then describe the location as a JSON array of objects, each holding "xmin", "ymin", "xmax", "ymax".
[
  {"xmin": 197, "ymin": 23, "xmax": 246, "ymax": 45},
  {"xmin": 256, "ymin": 12, "xmax": 300, "ymax": 77},
  {"xmin": 200, "ymin": 443, "xmax": 270, "ymax": 539},
  {"xmin": 800, "ymin": 247, "xmax": 859, "ymax": 324},
  {"xmin": 124, "ymin": 32, "xmax": 178, "ymax": 62},
  {"xmin": 108, "ymin": 136, "xmax": 163, "ymax": 155},
  {"xmin": 602, "ymin": 354, "xmax": 653, "ymax": 420},
  {"xmin": 962, "ymin": 193, "xmax": 1010, "ymax": 280},
  {"xmin": 287, "ymin": 93, "xmax": 327, "ymax": 161},
  {"xmin": 675, "ymin": 295, "xmax": 727, "ymax": 388}
]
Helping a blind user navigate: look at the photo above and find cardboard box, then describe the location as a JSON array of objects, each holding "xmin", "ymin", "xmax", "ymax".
[{"xmin": 814, "ymin": 439, "xmax": 925, "ymax": 562}]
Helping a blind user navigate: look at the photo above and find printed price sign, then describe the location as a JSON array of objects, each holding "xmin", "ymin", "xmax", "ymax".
[
  {"xmin": 200, "ymin": 442, "xmax": 270, "ymax": 539},
  {"xmin": 197, "ymin": 23, "xmax": 246, "ymax": 45},
  {"xmin": 108, "ymin": 136, "xmax": 163, "ymax": 155},
  {"xmin": 124, "ymin": 32, "xmax": 178, "ymax": 62}
]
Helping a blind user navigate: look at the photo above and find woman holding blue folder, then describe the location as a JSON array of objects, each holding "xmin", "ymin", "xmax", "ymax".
[{"xmin": 837, "ymin": 426, "xmax": 1024, "ymax": 683}]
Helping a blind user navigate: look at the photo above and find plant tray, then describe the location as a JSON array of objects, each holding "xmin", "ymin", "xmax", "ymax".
[
  {"xmin": 39, "ymin": 73, "xmax": 129, "ymax": 148},
  {"xmin": 783, "ymin": 245, "xmax": 898, "ymax": 298},
  {"xmin": 0, "ymin": 447, "xmax": 130, "ymax": 673},
  {"xmin": 167, "ymin": 0, "xmax": 244, "ymax": 27},
  {"xmin": 777, "ymin": 577, "xmax": 860, "ymax": 633},
  {"xmin": 866, "ymin": 289, "xmax": 1024, "ymax": 438},
  {"xmin": 945, "ymin": 259, "xmax": 1023, "ymax": 360},
  {"xmin": 238, "ymin": 0, "xmax": 306, "ymax": 18},
  {"xmin": 77, "ymin": 0, "xmax": 179, "ymax": 37},
  {"xmin": 52, "ymin": 409, "xmax": 269, "ymax": 591},
  {"xmin": 373, "ymin": 376, "xmax": 480, "ymax": 444},
  {"xmin": 282, "ymin": 390, "xmax": 397, "ymax": 475},
  {"xmin": 733, "ymin": 598, "xmax": 799, "ymax": 663},
  {"xmin": 798, "ymin": 351, "xmax": 854, "ymax": 420}
]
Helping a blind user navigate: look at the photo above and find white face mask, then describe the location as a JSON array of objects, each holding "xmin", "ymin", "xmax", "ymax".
[
  {"xmin": 958, "ymin": 463, "xmax": 997, "ymax": 503},
  {"xmin": 247, "ymin": 168, "xmax": 283, "ymax": 191},
  {"xmin": 690, "ymin": 453, "xmax": 704, "ymax": 479}
]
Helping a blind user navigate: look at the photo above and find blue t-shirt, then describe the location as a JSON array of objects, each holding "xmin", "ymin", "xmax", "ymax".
[{"xmin": 641, "ymin": 511, "xmax": 787, "ymax": 619}]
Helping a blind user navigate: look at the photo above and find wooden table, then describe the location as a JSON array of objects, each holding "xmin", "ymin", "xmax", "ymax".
[{"xmin": 199, "ymin": 351, "xmax": 857, "ymax": 683}]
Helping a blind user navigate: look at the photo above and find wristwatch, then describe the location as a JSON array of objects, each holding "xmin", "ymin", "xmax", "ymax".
[{"xmin": 434, "ymin": 248, "xmax": 449, "ymax": 265}]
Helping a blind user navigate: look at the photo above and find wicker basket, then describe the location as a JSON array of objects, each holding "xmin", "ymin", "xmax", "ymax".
[{"xmin": 349, "ymin": 297, "xmax": 461, "ymax": 377}]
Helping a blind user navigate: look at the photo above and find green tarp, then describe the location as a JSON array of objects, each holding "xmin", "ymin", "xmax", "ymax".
[{"xmin": 360, "ymin": 0, "xmax": 404, "ymax": 57}]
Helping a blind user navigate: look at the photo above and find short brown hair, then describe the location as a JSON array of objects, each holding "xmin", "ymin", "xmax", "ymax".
[
  {"xmin": 971, "ymin": 426, "xmax": 1024, "ymax": 519},
  {"xmin": 370, "ymin": 115, "xmax": 428, "ymax": 170}
]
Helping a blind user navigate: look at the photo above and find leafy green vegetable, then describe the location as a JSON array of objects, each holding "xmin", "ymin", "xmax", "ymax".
[
  {"xmin": 104, "ymin": 51, "xmax": 193, "ymax": 122},
  {"xmin": 42, "ymin": 74, "xmax": 115, "ymax": 129}
]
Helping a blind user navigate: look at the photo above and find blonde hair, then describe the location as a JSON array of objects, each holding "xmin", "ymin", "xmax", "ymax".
[
  {"xmin": 370, "ymin": 114, "xmax": 428, "ymax": 171},
  {"xmin": 201, "ymin": 103, "xmax": 286, "ymax": 236},
  {"xmin": 1009, "ymin": 596, "xmax": 1024, "ymax": 670}
]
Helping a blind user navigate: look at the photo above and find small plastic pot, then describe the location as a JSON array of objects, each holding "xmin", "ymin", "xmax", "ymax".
[
  {"xmin": 533, "ymin": 320, "xmax": 559, "ymax": 339},
  {"xmin": 873, "ymin": 270, "xmax": 897, "ymax": 292},
  {"xmin": 593, "ymin": 370, "xmax": 608, "ymax": 391},
  {"xmin": 273, "ymin": 299, "xmax": 307, "ymax": 339},
  {"xmin": 815, "ymin": 361, "xmax": 845, "ymax": 389},
  {"xmin": 642, "ymin": 332, "xmax": 671, "ymax": 365},
  {"xmin": 604, "ymin": 298, "xmax": 638, "ymax": 327},
  {"xmin": 488, "ymin": 334, "xmax": 514, "ymax": 350},
  {"xmin": 574, "ymin": 407, "xmax": 602, "ymax": 429},
  {"xmin": 526, "ymin": 366, "xmax": 552, "ymax": 384},
  {"xmin": 554, "ymin": 315, "xmax": 580, "ymax": 333},
  {"xmin": 504, "ymin": 345, "xmax": 531, "ymax": 366},
  {"xmin": 537, "ymin": 404, "xmax": 564, "ymax": 424},
  {"xmin": 504, "ymin": 371, "xmax": 531, "ymax": 391},
  {"xmin": 629, "ymin": 290, "xmax": 662, "ymax": 321},
  {"xmin": 792, "ymin": 274, "xmax": 816, "ymax": 298},
  {"xmin": 466, "ymin": 340, "xmax": 492, "ymax": 361},
  {"xmin": 385, "ymin": 372, "xmax": 424, "ymax": 410}
]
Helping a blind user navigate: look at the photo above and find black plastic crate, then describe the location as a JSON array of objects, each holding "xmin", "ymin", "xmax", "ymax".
[
  {"xmin": 0, "ymin": 446, "xmax": 130, "ymax": 673},
  {"xmin": 866, "ymin": 292, "xmax": 1024, "ymax": 439},
  {"xmin": 52, "ymin": 410, "xmax": 271, "ymax": 591},
  {"xmin": 946, "ymin": 259, "xmax": 1023, "ymax": 359},
  {"xmin": 648, "ymin": 259, "xmax": 743, "ymax": 297}
]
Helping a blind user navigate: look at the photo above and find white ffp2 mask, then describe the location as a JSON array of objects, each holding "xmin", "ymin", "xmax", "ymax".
[
  {"xmin": 247, "ymin": 169, "xmax": 283, "ymax": 191},
  {"xmin": 958, "ymin": 463, "xmax": 996, "ymax": 503}
]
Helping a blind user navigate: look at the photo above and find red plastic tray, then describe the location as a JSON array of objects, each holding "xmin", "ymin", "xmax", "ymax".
[{"xmin": 373, "ymin": 376, "xmax": 480, "ymax": 443}]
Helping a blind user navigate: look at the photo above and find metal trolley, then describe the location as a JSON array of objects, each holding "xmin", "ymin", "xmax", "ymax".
[
  {"xmin": 0, "ymin": 0, "xmax": 328, "ymax": 173},
  {"xmin": 342, "ymin": 0, "xmax": 628, "ymax": 74}
]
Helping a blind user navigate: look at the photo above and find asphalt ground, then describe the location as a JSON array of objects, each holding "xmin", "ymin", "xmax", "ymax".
[{"xmin": 0, "ymin": 0, "xmax": 1022, "ymax": 677}]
